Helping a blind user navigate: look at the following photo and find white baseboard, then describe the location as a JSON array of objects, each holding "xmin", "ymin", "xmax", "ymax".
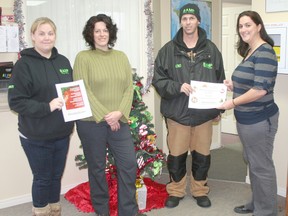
[
  {"xmin": 245, "ymin": 176, "xmax": 286, "ymax": 197},
  {"xmin": 277, "ymin": 187, "xmax": 287, "ymax": 197},
  {"xmin": 2, "ymin": 179, "xmax": 285, "ymax": 209},
  {"xmin": 0, "ymin": 194, "xmax": 32, "ymax": 209},
  {"xmin": 0, "ymin": 182, "xmax": 86, "ymax": 209}
]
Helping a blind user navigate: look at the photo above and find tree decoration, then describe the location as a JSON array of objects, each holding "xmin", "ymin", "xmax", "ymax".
[
  {"xmin": 142, "ymin": 0, "xmax": 154, "ymax": 95},
  {"xmin": 75, "ymin": 73, "xmax": 166, "ymax": 180},
  {"xmin": 13, "ymin": 0, "xmax": 28, "ymax": 50}
]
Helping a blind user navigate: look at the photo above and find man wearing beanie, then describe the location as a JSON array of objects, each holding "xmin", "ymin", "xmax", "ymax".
[{"xmin": 152, "ymin": 3, "xmax": 225, "ymax": 209}]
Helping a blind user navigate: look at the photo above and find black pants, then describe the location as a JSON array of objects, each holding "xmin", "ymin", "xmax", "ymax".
[{"xmin": 76, "ymin": 120, "xmax": 138, "ymax": 216}]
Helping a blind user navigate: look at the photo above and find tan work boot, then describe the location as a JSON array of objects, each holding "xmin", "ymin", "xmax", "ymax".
[
  {"xmin": 32, "ymin": 204, "xmax": 51, "ymax": 216},
  {"xmin": 49, "ymin": 202, "xmax": 61, "ymax": 216}
]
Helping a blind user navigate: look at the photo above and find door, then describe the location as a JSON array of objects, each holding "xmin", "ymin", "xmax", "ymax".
[{"xmin": 221, "ymin": 5, "xmax": 251, "ymax": 134}]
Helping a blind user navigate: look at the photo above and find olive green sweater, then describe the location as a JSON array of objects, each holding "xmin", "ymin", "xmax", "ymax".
[{"xmin": 73, "ymin": 49, "xmax": 133, "ymax": 123}]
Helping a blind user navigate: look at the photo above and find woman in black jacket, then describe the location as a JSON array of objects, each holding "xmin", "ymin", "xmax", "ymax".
[{"xmin": 8, "ymin": 17, "xmax": 74, "ymax": 216}]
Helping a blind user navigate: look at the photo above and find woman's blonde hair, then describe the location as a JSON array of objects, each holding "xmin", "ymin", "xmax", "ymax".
[{"xmin": 30, "ymin": 17, "xmax": 57, "ymax": 35}]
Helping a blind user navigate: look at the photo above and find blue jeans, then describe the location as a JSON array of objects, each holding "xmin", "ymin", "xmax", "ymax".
[{"xmin": 20, "ymin": 136, "xmax": 70, "ymax": 207}]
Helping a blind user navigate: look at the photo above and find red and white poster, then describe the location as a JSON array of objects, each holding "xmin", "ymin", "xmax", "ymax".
[{"xmin": 56, "ymin": 80, "xmax": 92, "ymax": 122}]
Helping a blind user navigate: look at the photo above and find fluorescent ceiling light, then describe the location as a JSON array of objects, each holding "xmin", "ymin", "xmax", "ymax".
[{"xmin": 27, "ymin": 0, "xmax": 47, "ymax": 6}]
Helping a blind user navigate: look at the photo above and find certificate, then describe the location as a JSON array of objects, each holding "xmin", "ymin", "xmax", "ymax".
[
  {"xmin": 188, "ymin": 81, "xmax": 227, "ymax": 109},
  {"xmin": 56, "ymin": 80, "xmax": 92, "ymax": 122}
]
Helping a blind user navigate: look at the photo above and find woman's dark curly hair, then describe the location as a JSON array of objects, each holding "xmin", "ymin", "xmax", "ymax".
[
  {"xmin": 236, "ymin": 10, "xmax": 274, "ymax": 58},
  {"xmin": 82, "ymin": 14, "xmax": 118, "ymax": 50}
]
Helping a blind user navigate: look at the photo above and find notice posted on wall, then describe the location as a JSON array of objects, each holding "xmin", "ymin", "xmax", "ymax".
[
  {"xmin": 56, "ymin": 80, "xmax": 92, "ymax": 122},
  {"xmin": 0, "ymin": 25, "xmax": 19, "ymax": 52}
]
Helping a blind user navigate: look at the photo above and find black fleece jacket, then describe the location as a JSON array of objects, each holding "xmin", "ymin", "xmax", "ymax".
[{"xmin": 8, "ymin": 47, "xmax": 74, "ymax": 140}]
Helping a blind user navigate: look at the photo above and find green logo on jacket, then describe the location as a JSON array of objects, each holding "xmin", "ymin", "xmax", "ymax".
[
  {"xmin": 175, "ymin": 64, "xmax": 182, "ymax": 68},
  {"xmin": 59, "ymin": 68, "xmax": 69, "ymax": 74},
  {"xmin": 203, "ymin": 62, "xmax": 213, "ymax": 69},
  {"xmin": 8, "ymin": 84, "xmax": 14, "ymax": 89}
]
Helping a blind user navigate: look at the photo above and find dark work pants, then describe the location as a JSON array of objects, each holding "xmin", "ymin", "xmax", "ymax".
[
  {"xmin": 76, "ymin": 120, "xmax": 138, "ymax": 216},
  {"xmin": 21, "ymin": 136, "xmax": 69, "ymax": 207}
]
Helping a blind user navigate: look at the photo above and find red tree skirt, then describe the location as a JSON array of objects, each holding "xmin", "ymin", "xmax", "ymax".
[{"xmin": 64, "ymin": 175, "xmax": 168, "ymax": 215}]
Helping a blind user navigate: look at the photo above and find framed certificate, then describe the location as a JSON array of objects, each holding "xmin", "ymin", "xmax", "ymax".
[
  {"xmin": 188, "ymin": 81, "xmax": 227, "ymax": 109},
  {"xmin": 265, "ymin": 22, "xmax": 288, "ymax": 74},
  {"xmin": 266, "ymin": 0, "xmax": 288, "ymax": 12}
]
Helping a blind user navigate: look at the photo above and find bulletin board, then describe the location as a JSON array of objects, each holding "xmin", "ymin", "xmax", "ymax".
[
  {"xmin": 0, "ymin": 1, "xmax": 23, "ymax": 111},
  {"xmin": 0, "ymin": 6, "xmax": 19, "ymax": 53},
  {"xmin": 265, "ymin": 22, "xmax": 288, "ymax": 74}
]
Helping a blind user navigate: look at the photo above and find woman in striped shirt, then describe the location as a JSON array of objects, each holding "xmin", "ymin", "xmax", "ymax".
[{"xmin": 218, "ymin": 11, "xmax": 279, "ymax": 216}]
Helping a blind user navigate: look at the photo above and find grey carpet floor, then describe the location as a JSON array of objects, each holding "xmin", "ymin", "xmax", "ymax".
[
  {"xmin": 0, "ymin": 142, "xmax": 286, "ymax": 215},
  {"xmin": 0, "ymin": 174, "xmax": 285, "ymax": 216},
  {"xmin": 209, "ymin": 142, "xmax": 247, "ymax": 182},
  {"xmin": 146, "ymin": 175, "xmax": 286, "ymax": 216}
]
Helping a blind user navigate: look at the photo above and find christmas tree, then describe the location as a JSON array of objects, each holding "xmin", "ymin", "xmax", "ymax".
[{"xmin": 75, "ymin": 73, "xmax": 166, "ymax": 180}]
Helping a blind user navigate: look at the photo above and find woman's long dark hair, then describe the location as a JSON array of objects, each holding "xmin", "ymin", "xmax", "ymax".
[
  {"xmin": 236, "ymin": 10, "xmax": 274, "ymax": 57},
  {"xmin": 82, "ymin": 14, "xmax": 118, "ymax": 49}
]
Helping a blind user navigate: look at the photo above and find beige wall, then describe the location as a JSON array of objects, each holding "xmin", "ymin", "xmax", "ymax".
[{"xmin": 0, "ymin": 112, "xmax": 88, "ymax": 207}]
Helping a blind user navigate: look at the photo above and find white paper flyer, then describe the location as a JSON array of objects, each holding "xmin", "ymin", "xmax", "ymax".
[{"xmin": 56, "ymin": 80, "xmax": 92, "ymax": 122}]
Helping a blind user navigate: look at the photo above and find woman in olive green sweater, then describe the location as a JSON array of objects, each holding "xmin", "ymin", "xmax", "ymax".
[{"xmin": 73, "ymin": 14, "xmax": 144, "ymax": 216}]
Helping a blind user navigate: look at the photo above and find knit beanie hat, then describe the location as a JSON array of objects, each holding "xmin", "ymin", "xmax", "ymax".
[{"xmin": 179, "ymin": 3, "xmax": 201, "ymax": 22}]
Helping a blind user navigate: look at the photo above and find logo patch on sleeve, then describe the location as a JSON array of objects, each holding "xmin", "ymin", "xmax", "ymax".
[
  {"xmin": 175, "ymin": 63, "xmax": 182, "ymax": 68},
  {"xmin": 59, "ymin": 69, "xmax": 69, "ymax": 74}
]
